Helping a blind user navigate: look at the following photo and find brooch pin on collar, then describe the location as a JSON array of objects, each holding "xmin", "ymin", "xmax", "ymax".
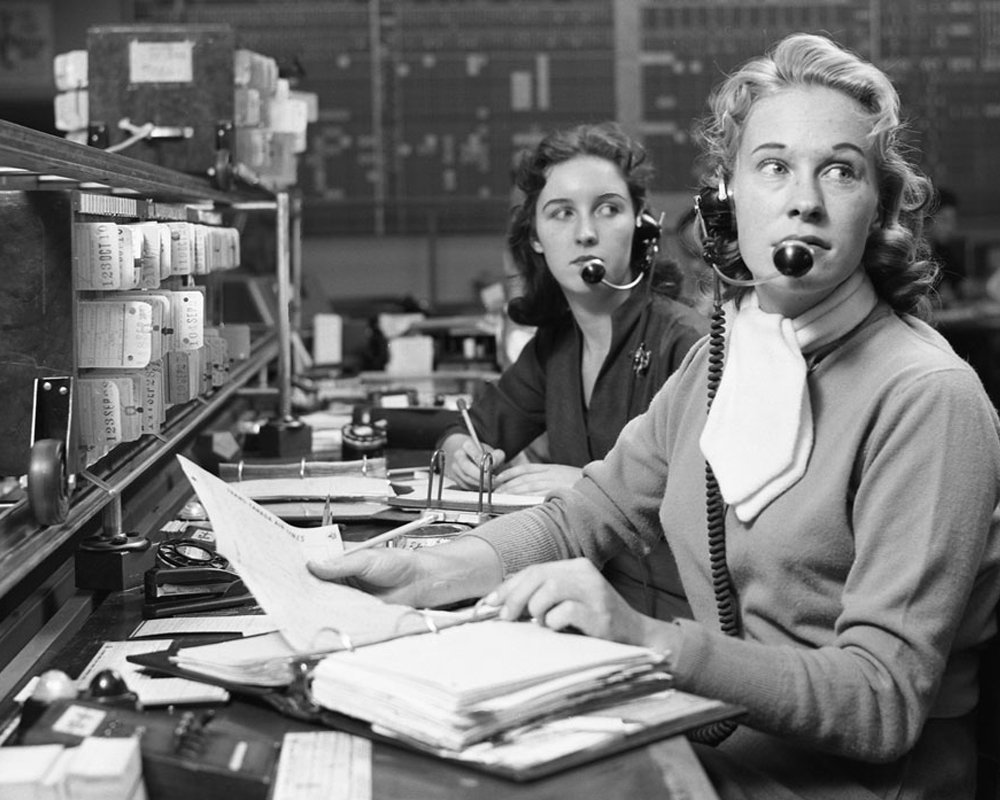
[{"xmin": 631, "ymin": 342, "xmax": 651, "ymax": 376}]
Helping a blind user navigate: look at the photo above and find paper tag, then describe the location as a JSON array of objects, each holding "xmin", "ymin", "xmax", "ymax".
[
  {"xmin": 78, "ymin": 377, "xmax": 123, "ymax": 446},
  {"xmin": 170, "ymin": 289, "xmax": 205, "ymax": 350},
  {"xmin": 166, "ymin": 349, "xmax": 200, "ymax": 404},
  {"xmin": 140, "ymin": 362, "xmax": 165, "ymax": 433},
  {"xmin": 193, "ymin": 224, "xmax": 208, "ymax": 275},
  {"xmin": 158, "ymin": 223, "xmax": 173, "ymax": 279},
  {"xmin": 77, "ymin": 300, "xmax": 154, "ymax": 368},
  {"xmin": 166, "ymin": 222, "xmax": 194, "ymax": 276},
  {"xmin": 74, "ymin": 222, "xmax": 122, "ymax": 290},
  {"xmin": 117, "ymin": 224, "xmax": 141, "ymax": 290},
  {"xmin": 204, "ymin": 327, "xmax": 229, "ymax": 387},
  {"xmin": 114, "ymin": 292, "xmax": 170, "ymax": 361},
  {"xmin": 125, "ymin": 221, "xmax": 161, "ymax": 288}
]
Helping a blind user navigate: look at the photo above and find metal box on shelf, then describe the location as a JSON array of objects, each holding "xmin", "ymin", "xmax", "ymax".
[{"xmin": 86, "ymin": 24, "xmax": 235, "ymax": 177}]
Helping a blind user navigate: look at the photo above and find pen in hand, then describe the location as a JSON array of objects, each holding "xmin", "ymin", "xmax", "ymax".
[{"xmin": 456, "ymin": 398, "xmax": 483, "ymax": 453}]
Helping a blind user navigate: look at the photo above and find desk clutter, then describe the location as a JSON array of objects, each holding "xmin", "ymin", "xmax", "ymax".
[{"xmin": 0, "ymin": 452, "xmax": 739, "ymax": 797}]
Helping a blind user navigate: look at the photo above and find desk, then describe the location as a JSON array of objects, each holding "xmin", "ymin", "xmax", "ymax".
[{"xmin": 7, "ymin": 588, "xmax": 721, "ymax": 800}]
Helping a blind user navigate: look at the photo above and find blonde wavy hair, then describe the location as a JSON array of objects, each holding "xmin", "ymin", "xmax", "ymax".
[{"xmin": 695, "ymin": 32, "xmax": 938, "ymax": 318}]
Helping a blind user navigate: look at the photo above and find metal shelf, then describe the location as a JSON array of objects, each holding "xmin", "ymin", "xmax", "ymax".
[
  {"xmin": 0, "ymin": 336, "xmax": 278, "ymax": 601},
  {"xmin": 0, "ymin": 118, "xmax": 269, "ymax": 204},
  {"xmin": 0, "ymin": 118, "xmax": 289, "ymax": 667}
]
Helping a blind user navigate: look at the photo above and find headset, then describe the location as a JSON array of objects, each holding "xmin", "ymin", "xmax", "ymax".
[
  {"xmin": 688, "ymin": 177, "xmax": 814, "ymax": 745},
  {"xmin": 579, "ymin": 208, "xmax": 664, "ymax": 290},
  {"xmin": 695, "ymin": 178, "xmax": 815, "ymax": 281}
]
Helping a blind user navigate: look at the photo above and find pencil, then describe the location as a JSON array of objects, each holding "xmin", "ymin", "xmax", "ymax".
[
  {"xmin": 321, "ymin": 494, "xmax": 333, "ymax": 526},
  {"xmin": 456, "ymin": 398, "xmax": 483, "ymax": 452},
  {"xmin": 348, "ymin": 511, "xmax": 446, "ymax": 552}
]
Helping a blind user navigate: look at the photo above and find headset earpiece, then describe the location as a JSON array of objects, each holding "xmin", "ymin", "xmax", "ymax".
[
  {"xmin": 695, "ymin": 178, "xmax": 739, "ymax": 271},
  {"xmin": 631, "ymin": 207, "xmax": 663, "ymax": 272}
]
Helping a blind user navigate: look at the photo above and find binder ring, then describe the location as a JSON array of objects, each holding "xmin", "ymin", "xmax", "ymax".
[
  {"xmin": 236, "ymin": 460, "xmax": 245, "ymax": 482},
  {"xmin": 477, "ymin": 452, "xmax": 494, "ymax": 512},
  {"xmin": 419, "ymin": 611, "xmax": 440, "ymax": 634},
  {"xmin": 314, "ymin": 625, "xmax": 355, "ymax": 652},
  {"xmin": 427, "ymin": 449, "xmax": 446, "ymax": 506}
]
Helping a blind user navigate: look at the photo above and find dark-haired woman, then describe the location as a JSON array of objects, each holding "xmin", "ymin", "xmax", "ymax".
[{"xmin": 438, "ymin": 121, "xmax": 707, "ymax": 619}]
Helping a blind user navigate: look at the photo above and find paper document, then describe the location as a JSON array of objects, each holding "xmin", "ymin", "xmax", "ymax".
[
  {"xmin": 131, "ymin": 614, "xmax": 278, "ymax": 639},
  {"xmin": 177, "ymin": 456, "xmax": 479, "ymax": 653},
  {"xmin": 77, "ymin": 640, "xmax": 229, "ymax": 706},
  {"xmin": 230, "ymin": 475, "xmax": 391, "ymax": 502}
]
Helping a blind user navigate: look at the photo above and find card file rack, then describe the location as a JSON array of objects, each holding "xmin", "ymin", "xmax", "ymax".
[{"xmin": 0, "ymin": 117, "xmax": 296, "ymax": 701}]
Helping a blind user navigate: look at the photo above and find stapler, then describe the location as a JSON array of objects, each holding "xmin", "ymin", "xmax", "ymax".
[{"xmin": 143, "ymin": 566, "xmax": 255, "ymax": 619}]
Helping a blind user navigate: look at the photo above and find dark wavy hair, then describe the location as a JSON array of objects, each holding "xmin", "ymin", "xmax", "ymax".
[
  {"xmin": 694, "ymin": 33, "xmax": 938, "ymax": 319},
  {"xmin": 506, "ymin": 122, "xmax": 655, "ymax": 327}
]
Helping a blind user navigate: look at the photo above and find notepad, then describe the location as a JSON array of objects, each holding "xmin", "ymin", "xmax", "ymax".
[{"xmin": 77, "ymin": 640, "xmax": 229, "ymax": 706}]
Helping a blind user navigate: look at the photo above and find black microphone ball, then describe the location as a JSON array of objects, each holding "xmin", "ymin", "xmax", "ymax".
[
  {"xmin": 773, "ymin": 242, "xmax": 813, "ymax": 277},
  {"xmin": 581, "ymin": 262, "xmax": 606, "ymax": 284}
]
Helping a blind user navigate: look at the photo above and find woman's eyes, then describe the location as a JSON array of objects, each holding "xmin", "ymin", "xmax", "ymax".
[
  {"xmin": 548, "ymin": 202, "xmax": 624, "ymax": 220},
  {"xmin": 757, "ymin": 160, "xmax": 859, "ymax": 182}
]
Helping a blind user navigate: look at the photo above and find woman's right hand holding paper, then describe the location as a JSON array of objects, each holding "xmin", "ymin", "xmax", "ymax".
[{"xmin": 307, "ymin": 535, "xmax": 505, "ymax": 610}]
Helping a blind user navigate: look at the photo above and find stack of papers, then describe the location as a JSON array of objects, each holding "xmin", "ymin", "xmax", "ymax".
[{"xmin": 309, "ymin": 620, "xmax": 671, "ymax": 751}]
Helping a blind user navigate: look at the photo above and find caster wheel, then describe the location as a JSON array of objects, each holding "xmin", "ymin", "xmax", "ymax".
[{"xmin": 27, "ymin": 438, "xmax": 70, "ymax": 526}]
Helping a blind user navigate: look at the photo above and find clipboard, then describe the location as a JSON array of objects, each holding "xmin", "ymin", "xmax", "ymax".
[{"xmin": 128, "ymin": 642, "xmax": 744, "ymax": 782}]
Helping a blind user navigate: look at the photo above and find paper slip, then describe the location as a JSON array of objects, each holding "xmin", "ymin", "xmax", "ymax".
[
  {"xmin": 230, "ymin": 475, "xmax": 391, "ymax": 502},
  {"xmin": 272, "ymin": 732, "xmax": 371, "ymax": 800},
  {"xmin": 76, "ymin": 640, "xmax": 229, "ymax": 706},
  {"xmin": 131, "ymin": 615, "xmax": 278, "ymax": 639}
]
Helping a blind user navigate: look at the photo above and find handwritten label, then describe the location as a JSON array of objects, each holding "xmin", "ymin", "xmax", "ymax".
[{"xmin": 129, "ymin": 40, "xmax": 194, "ymax": 84}]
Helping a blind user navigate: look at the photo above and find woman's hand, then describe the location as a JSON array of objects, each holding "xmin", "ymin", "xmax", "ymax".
[
  {"xmin": 441, "ymin": 433, "xmax": 508, "ymax": 489},
  {"xmin": 307, "ymin": 535, "xmax": 506, "ymax": 609},
  {"xmin": 493, "ymin": 463, "xmax": 582, "ymax": 495},
  {"xmin": 484, "ymin": 559, "xmax": 649, "ymax": 646},
  {"xmin": 307, "ymin": 546, "xmax": 426, "ymax": 606}
]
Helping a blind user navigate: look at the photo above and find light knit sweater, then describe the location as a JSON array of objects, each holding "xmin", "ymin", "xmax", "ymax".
[{"xmin": 468, "ymin": 303, "xmax": 1000, "ymax": 798}]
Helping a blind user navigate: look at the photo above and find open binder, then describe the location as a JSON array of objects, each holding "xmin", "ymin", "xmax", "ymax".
[
  {"xmin": 130, "ymin": 456, "xmax": 743, "ymax": 781},
  {"xmin": 128, "ymin": 635, "xmax": 742, "ymax": 782}
]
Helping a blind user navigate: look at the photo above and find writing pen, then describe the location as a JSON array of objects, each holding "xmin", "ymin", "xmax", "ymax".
[{"xmin": 456, "ymin": 398, "xmax": 483, "ymax": 452}]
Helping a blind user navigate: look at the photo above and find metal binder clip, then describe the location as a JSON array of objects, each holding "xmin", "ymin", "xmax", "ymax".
[
  {"xmin": 427, "ymin": 449, "xmax": 447, "ymax": 508},
  {"xmin": 476, "ymin": 452, "xmax": 494, "ymax": 516}
]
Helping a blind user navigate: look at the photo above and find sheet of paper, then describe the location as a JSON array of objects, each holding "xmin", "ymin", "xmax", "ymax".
[
  {"xmin": 272, "ymin": 731, "xmax": 371, "ymax": 800},
  {"xmin": 230, "ymin": 475, "xmax": 391, "ymax": 502},
  {"xmin": 177, "ymin": 456, "xmax": 449, "ymax": 652},
  {"xmin": 131, "ymin": 614, "xmax": 278, "ymax": 639},
  {"xmin": 76, "ymin": 640, "xmax": 229, "ymax": 706}
]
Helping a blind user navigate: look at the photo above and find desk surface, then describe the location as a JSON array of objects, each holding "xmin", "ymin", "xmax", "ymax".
[{"xmin": 13, "ymin": 588, "xmax": 721, "ymax": 800}]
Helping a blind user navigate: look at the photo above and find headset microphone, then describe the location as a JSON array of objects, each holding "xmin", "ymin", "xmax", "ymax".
[
  {"xmin": 773, "ymin": 240, "xmax": 814, "ymax": 277},
  {"xmin": 579, "ymin": 258, "xmax": 645, "ymax": 291}
]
